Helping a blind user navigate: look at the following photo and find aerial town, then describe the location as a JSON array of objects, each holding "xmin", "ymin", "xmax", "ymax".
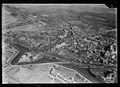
[{"xmin": 2, "ymin": 4, "xmax": 117, "ymax": 83}]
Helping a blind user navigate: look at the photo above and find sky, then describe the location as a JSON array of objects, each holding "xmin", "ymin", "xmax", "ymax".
[{"xmin": 2, "ymin": 4, "xmax": 108, "ymax": 8}]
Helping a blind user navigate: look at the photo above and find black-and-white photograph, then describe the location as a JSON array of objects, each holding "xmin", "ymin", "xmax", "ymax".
[{"xmin": 2, "ymin": 4, "xmax": 117, "ymax": 84}]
